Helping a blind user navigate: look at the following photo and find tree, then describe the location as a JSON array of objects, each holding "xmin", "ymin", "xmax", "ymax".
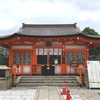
[
  {"xmin": 0, "ymin": 53, "xmax": 8, "ymax": 66},
  {"xmin": 82, "ymin": 27, "xmax": 100, "ymax": 60},
  {"xmin": 82, "ymin": 27, "xmax": 99, "ymax": 36}
]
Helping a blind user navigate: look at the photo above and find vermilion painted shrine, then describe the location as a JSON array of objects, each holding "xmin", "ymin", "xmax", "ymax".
[{"xmin": 0, "ymin": 23, "xmax": 100, "ymax": 75}]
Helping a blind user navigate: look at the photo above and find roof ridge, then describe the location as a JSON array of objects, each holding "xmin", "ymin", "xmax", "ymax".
[{"xmin": 22, "ymin": 23, "xmax": 77, "ymax": 28}]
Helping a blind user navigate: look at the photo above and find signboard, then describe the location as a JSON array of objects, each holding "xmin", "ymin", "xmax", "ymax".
[
  {"xmin": 59, "ymin": 48, "xmax": 61, "ymax": 55},
  {"xmin": 49, "ymin": 48, "xmax": 53, "ymax": 55},
  {"xmin": 54, "ymin": 48, "xmax": 58, "ymax": 55},
  {"xmin": 44, "ymin": 48, "xmax": 48, "ymax": 55},
  {"xmin": 39, "ymin": 48, "xmax": 43, "ymax": 55},
  {"xmin": 87, "ymin": 61, "xmax": 100, "ymax": 88}
]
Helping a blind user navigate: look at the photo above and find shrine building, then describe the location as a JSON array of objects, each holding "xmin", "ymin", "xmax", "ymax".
[{"xmin": 0, "ymin": 23, "xmax": 100, "ymax": 75}]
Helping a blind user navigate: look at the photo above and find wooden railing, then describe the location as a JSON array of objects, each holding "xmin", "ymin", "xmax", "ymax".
[
  {"xmin": 32, "ymin": 65, "xmax": 41, "ymax": 75},
  {"xmin": 70, "ymin": 61, "xmax": 79, "ymax": 74},
  {"xmin": 13, "ymin": 67, "xmax": 17, "ymax": 86},
  {"xmin": 79, "ymin": 67, "xmax": 82, "ymax": 87}
]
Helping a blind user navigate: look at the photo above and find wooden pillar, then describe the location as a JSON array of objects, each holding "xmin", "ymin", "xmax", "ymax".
[
  {"xmin": 62, "ymin": 43, "xmax": 66, "ymax": 74},
  {"xmin": 31, "ymin": 46, "xmax": 34, "ymax": 75},
  {"xmin": 32, "ymin": 44, "xmax": 37, "ymax": 64},
  {"xmin": 34, "ymin": 45, "xmax": 37, "ymax": 64},
  {"xmin": 85, "ymin": 45, "xmax": 89, "ymax": 72},
  {"xmin": 61, "ymin": 48, "xmax": 63, "ymax": 74},
  {"xmin": 86, "ymin": 46, "xmax": 89, "ymax": 61},
  {"xmin": 32, "ymin": 46, "xmax": 35, "ymax": 65},
  {"xmin": 32, "ymin": 43, "xmax": 37, "ymax": 74}
]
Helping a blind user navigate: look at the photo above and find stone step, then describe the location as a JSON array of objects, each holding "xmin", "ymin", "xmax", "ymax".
[
  {"xmin": 16, "ymin": 75, "xmax": 78, "ymax": 86},
  {"xmin": 21, "ymin": 77, "xmax": 76, "ymax": 80},
  {"xmin": 21, "ymin": 75, "xmax": 76, "ymax": 78},
  {"xmin": 17, "ymin": 83, "xmax": 48, "ymax": 86},
  {"xmin": 21, "ymin": 80, "xmax": 44, "ymax": 83},
  {"xmin": 17, "ymin": 82, "xmax": 78, "ymax": 86},
  {"xmin": 20, "ymin": 79, "xmax": 77, "ymax": 83}
]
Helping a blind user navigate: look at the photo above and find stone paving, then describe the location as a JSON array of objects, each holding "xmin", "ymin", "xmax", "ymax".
[
  {"xmin": 60, "ymin": 86, "xmax": 100, "ymax": 100},
  {"xmin": 0, "ymin": 86, "xmax": 37, "ymax": 100},
  {"xmin": 0, "ymin": 86, "xmax": 100, "ymax": 100},
  {"xmin": 38, "ymin": 86, "xmax": 61, "ymax": 100}
]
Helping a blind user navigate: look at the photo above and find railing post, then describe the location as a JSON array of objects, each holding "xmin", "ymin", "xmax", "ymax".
[
  {"xmin": 31, "ymin": 65, "xmax": 32, "ymax": 75},
  {"xmin": 14, "ymin": 68, "xmax": 16, "ymax": 86},
  {"xmin": 10, "ymin": 66, "xmax": 13, "ymax": 74},
  {"xmin": 16, "ymin": 64, "xmax": 19, "ymax": 75},
  {"xmin": 79, "ymin": 68, "xmax": 82, "ymax": 87}
]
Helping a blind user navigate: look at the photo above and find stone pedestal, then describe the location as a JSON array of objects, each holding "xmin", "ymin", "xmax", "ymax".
[{"xmin": 0, "ymin": 65, "xmax": 12, "ymax": 90}]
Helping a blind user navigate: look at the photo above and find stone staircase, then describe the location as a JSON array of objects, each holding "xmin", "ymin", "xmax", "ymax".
[{"xmin": 16, "ymin": 75, "xmax": 79, "ymax": 86}]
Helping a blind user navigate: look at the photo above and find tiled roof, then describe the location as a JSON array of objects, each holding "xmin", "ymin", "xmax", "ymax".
[
  {"xmin": 17, "ymin": 23, "xmax": 81, "ymax": 36},
  {"xmin": 0, "ymin": 23, "xmax": 100, "ymax": 40}
]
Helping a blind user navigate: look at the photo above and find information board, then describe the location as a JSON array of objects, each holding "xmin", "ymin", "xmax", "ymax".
[{"xmin": 87, "ymin": 61, "xmax": 100, "ymax": 88}]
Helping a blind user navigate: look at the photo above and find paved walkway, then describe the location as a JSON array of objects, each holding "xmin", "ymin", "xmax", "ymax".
[
  {"xmin": 0, "ymin": 86, "xmax": 100, "ymax": 100},
  {"xmin": 61, "ymin": 86, "xmax": 100, "ymax": 100}
]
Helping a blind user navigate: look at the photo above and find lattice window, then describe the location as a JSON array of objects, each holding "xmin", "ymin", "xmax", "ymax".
[
  {"xmin": 14, "ymin": 53, "xmax": 22, "ymax": 64},
  {"xmin": 24, "ymin": 53, "xmax": 31, "ymax": 64},
  {"xmin": 76, "ymin": 53, "xmax": 84, "ymax": 64},
  {"xmin": 66, "ymin": 53, "xmax": 74, "ymax": 64}
]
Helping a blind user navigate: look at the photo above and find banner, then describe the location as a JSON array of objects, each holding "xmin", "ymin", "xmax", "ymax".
[
  {"xmin": 87, "ymin": 61, "xmax": 100, "ymax": 88},
  {"xmin": 47, "ymin": 50, "xmax": 50, "ymax": 65}
]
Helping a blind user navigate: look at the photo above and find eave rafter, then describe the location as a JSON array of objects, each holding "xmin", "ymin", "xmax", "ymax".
[
  {"xmin": 1, "ymin": 37, "xmax": 18, "ymax": 43},
  {"xmin": 73, "ymin": 36, "xmax": 100, "ymax": 47},
  {"xmin": 0, "ymin": 37, "xmax": 21, "ymax": 48},
  {"xmin": 78, "ymin": 36, "xmax": 100, "ymax": 43},
  {"xmin": 0, "ymin": 35, "xmax": 100, "ymax": 49}
]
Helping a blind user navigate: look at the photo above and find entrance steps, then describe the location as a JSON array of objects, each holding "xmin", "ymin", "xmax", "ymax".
[{"xmin": 16, "ymin": 75, "xmax": 79, "ymax": 86}]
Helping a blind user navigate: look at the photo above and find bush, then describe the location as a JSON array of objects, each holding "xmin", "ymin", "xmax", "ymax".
[{"xmin": 96, "ymin": 54, "xmax": 100, "ymax": 61}]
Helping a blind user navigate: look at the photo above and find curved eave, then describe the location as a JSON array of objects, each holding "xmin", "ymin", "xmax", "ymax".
[
  {"xmin": 0, "ymin": 33, "xmax": 17, "ymax": 40},
  {"xmin": 80, "ymin": 33, "xmax": 100, "ymax": 40},
  {"xmin": 0, "ymin": 33, "xmax": 100, "ymax": 40}
]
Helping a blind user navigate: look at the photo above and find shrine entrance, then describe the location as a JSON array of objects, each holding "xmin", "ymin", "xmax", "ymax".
[
  {"xmin": 13, "ymin": 52, "xmax": 32, "ymax": 74},
  {"xmin": 66, "ymin": 51, "xmax": 85, "ymax": 75}
]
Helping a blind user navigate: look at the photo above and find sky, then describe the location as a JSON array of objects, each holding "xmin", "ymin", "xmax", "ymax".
[{"xmin": 0, "ymin": 0, "xmax": 100, "ymax": 36}]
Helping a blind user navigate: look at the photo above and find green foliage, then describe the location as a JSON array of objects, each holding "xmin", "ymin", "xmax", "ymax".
[
  {"xmin": 96, "ymin": 54, "xmax": 100, "ymax": 60},
  {"xmin": 89, "ymin": 46, "xmax": 100, "ymax": 57},
  {"xmin": 82, "ymin": 27, "xmax": 99, "ymax": 36},
  {"xmin": 0, "ymin": 53, "xmax": 5, "ymax": 60},
  {"xmin": 82, "ymin": 27, "xmax": 100, "ymax": 60},
  {"xmin": 0, "ymin": 53, "xmax": 8, "ymax": 66}
]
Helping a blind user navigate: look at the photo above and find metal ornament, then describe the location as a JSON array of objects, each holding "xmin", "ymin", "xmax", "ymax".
[{"xmin": 47, "ymin": 67, "xmax": 50, "ymax": 70}]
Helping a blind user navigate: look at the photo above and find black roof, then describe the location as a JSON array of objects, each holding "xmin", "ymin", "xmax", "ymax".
[
  {"xmin": 17, "ymin": 23, "xmax": 81, "ymax": 36},
  {"xmin": 0, "ymin": 23, "xmax": 100, "ymax": 40}
]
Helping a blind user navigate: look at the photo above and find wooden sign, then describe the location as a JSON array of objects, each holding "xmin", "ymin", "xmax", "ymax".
[
  {"xmin": 39, "ymin": 48, "xmax": 43, "ymax": 55},
  {"xmin": 87, "ymin": 61, "xmax": 100, "ymax": 88},
  {"xmin": 49, "ymin": 48, "xmax": 53, "ymax": 55},
  {"xmin": 54, "ymin": 48, "xmax": 58, "ymax": 55},
  {"xmin": 44, "ymin": 48, "xmax": 48, "ymax": 55},
  {"xmin": 59, "ymin": 48, "xmax": 61, "ymax": 55}
]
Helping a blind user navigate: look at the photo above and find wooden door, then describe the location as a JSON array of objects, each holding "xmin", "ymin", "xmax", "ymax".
[
  {"xmin": 66, "ymin": 52, "xmax": 85, "ymax": 74},
  {"xmin": 13, "ymin": 52, "xmax": 32, "ymax": 74}
]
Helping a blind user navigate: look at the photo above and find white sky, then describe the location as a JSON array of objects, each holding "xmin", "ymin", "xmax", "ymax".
[{"xmin": 0, "ymin": 0, "xmax": 100, "ymax": 36}]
